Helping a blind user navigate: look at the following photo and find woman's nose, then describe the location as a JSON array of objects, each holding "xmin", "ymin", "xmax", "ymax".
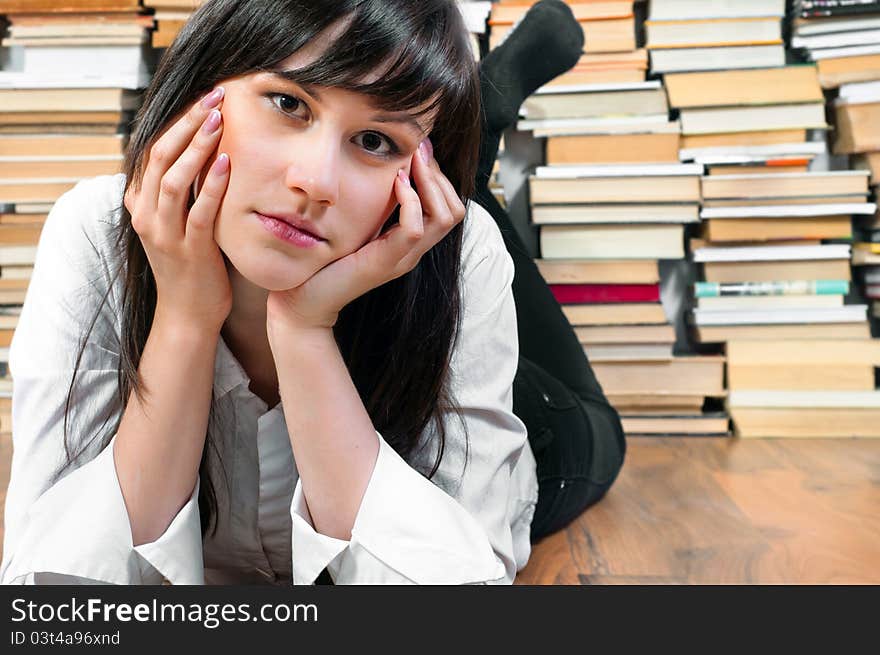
[{"xmin": 284, "ymin": 131, "xmax": 340, "ymax": 206}]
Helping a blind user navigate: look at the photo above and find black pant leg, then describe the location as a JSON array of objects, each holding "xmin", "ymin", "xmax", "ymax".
[{"xmin": 513, "ymin": 356, "xmax": 626, "ymax": 543}]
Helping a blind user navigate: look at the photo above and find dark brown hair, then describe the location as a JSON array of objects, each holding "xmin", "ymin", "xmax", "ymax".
[{"xmin": 56, "ymin": 0, "xmax": 481, "ymax": 538}]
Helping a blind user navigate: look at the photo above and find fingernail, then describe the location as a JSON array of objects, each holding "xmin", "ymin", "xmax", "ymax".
[
  {"xmin": 397, "ymin": 169, "xmax": 410, "ymax": 186},
  {"xmin": 418, "ymin": 139, "xmax": 430, "ymax": 164},
  {"xmin": 202, "ymin": 109, "xmax": 221, "ymax": 134},
  {"xmin": 201, "ymin": 86, "xmax": 224, "ymax": 109},
  {"xmin": 211, "ymin": 153, "xmax": 229, "ymax": 175},
  {"xmin": 425, "ymin": 137, "xmax": 433, "ymax": 160}
]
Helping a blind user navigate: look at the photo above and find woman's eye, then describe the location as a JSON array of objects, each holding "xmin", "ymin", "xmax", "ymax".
[
  {"xmin": 354, "ymin": 132, "xmax": 398, "ymax": 157},
  {"xmin": 269, "ymin": 93, "xmax": 307, "ymax": 118}
]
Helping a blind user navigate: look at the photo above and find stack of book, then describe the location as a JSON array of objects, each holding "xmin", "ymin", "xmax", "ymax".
[
  {"xmin": 790, "ymin": 0, "xmax": 880, "ymax": 89},
  {"xmin": 666, "ymin": 65, "xmax": 828, "ymax": 176},
  {"xmin": 0, "ymin": 1, "xmax": 152, "ymax": 87},
  {"xmin": 489, "ymin": 0, "xmax": 636, "ymax": 52},
  {"xmin": 645, "ymin": 0, "xmax": 786, "ymax": 75},
  {"xmin": 490, "ymin": 1, "xmax": 645, "ymax": 86},
  {"xmin": 851, "ymin": 238, "xmax": 880, "ymax": 319},
  {"xmin": 699, "ymin": 168, "xmax": 880, "ymax": 437},
  {"xmin": 144, "ymin": 0, "xmax": 200, "ymax": 48},
  {"xmin": 150, "ymin": 1, "xmax": 495, "ymax": 53},
  {"xmin": 691, "ymin": 170, "xmax": 875, "ymax": 345},
  {"xmin": 518, "ymin": 78, "xmax": 679, "ymax": 161},
  {"xmin": 0, "ymin": 0, "xmax": 148, "ymax": 397},
  {"xmin": 529, "ymin": 161, "xmax": 728, "ymax": 435},
  {"xmin": 828, "ymin": 81, "xmax": 880, "ymax": 324},
  {"xmin": 726, "ymin": 340, "xmax": 880, "ymax": 437},
  {"xmin": 835, "ymin": 80, "xmax": 880, "ymax": 174}
]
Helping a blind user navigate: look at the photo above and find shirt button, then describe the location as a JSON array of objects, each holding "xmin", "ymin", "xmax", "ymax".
[{"xmin": 542, "ymin": 393, "xmax": 551, "ymax": 404}]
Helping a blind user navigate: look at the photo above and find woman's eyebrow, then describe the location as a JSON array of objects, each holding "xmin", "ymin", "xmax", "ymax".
[{"xmin": 267, "ymin": 71, "xmax": 428, "ymax": 137}]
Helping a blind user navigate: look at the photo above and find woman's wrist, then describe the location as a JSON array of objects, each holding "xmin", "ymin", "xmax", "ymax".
[
  {"xmin": 153, "ymin": 306, "xmax": 225, "ymax": 343},
  {"xmin": 267, "ymin": 314, "xmax": 336, "ymax": 354}
]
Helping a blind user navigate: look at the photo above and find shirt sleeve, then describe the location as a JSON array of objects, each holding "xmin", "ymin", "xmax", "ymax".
[
  {"xmin": 0, "ymin": 176, "xmax": 204, "ymax": 585},
  {"xmin": 289, "ymin": 201, "xmax": 533, "ymax": 585}
]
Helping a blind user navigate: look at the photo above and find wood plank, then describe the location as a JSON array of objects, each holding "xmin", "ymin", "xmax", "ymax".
[{"xmin": 515, "ymin": 437, "xmax": 880, "ymax": 584}]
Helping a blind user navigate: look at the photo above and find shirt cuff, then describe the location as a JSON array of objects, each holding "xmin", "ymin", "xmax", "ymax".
[
  {"xmin": 3, "ymin": 437, "xmax": 142, "ymax": 584},
  {"xmin": 290, "ymin": 481, "xmax": 350, "ymax": 585},
  {"xmin": 290, "ymin": 431, "xmax": 507, "ymax": 585},
  {"xmin": 3, "ymin": 436, "xmax": 204, "ymax": 585},
  {"xmin": 132, "ymin": 476, "xmax": 205, "ymax": 585}
]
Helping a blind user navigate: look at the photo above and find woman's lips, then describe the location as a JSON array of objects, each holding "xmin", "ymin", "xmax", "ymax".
[{"xmin": 256, "ymin": 212, "xmax": 325, "ymax": 248}]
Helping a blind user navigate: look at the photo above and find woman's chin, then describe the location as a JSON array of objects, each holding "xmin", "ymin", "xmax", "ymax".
[{"xmin": 223, "ymin": 250, "xmax": 317, "ymax": 292}]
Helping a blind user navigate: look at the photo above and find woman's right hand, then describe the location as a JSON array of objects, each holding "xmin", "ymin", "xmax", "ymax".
[{"xmin": 124, "ymin": 86, "xmax": 233, "ymax": 333}]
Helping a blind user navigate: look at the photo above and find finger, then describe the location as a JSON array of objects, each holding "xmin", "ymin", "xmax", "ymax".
[
  {"xmin": 426, "ymin": 160, "xmax": 467, "ymax": 228},
  {"xmin": 157, "ymin": 108, "xmax": 224, "ymax": 226},
  {"xmin": 186, "ymin": 152, "xmax": 230, "ymax": 240},
  {"xmin": 140, "ymin": 87, "xmax": 225, "ymax": 214},
  {"xmin": 411, "ymin": 143, "xmax": 453, "ymax": 231},
  {"xmin": 380, "ymin": 166, "xmax": 438, "ymax": 275},
  {"xmin": 346, "ymin": 168, "xmax": 424, "ymax": 294}
]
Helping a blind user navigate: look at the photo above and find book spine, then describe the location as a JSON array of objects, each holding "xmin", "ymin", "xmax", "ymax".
[
  {"xmin": 550, "ymin": 283, "xmax": 661, "ymax": 304},
  {"xmin": 694, "ymin": 280, "xmax": 850, "ymax": 297}
]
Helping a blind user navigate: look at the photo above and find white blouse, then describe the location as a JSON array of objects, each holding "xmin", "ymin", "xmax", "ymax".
[{"xmin": 0, "ymin": 174, "xmax": 538, "ymax": 585}]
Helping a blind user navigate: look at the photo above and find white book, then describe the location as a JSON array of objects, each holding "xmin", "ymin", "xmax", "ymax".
[
  {"xmin": 531, "ymin": 203, "xmax": 700, "ymax": 225},
  {"xmin": 517, "ymin": 114, "xmax": 671, "ymax": 132},
  {"xmin": 680, "ymin": 103, "xmax": 827, "ymax": 135},
  {"xmin": 530, "ymin": 120, "xmax": 681, "ymax": 138},
  {"xmin": 700, "ymin": 170, "xmax": 869, "ymax": 182},
  {"xmin": 648, "ymin": 0, "xmax": 785, "ymax": 20},
  {"xmin": 693, "ymin": 243, "xmax": 852, "ymax": 263},
  {"xmin": 693, "ymin": 305, "xmax": 867, "ymax": 326},
  {"xmin": 836, "ymin": 80, "xmax": 880, "ymax": 105},
  {"xmin": 586, "ymin": 344, "xmax": 674, "ymax": 361},
  {"xmin": 532, "ymin": 81, "xmax": 662, "ymax": 96},
  {"xmin": 0, "ymin": 155, "xmax": 123, "ymax": 162},
  {"xmin": 535, "ymin": 163, "xmax": 703, "ymax": 179},
  {"xmin": 649, "ymin": 45, "xmax": 784, "ymax": 74},
  {"xmin": 540, "ymin": 224, "xmax": 685, "ymax": 260},
  {"xmin": 700, "ymin": 203, "xmax": 876, "ymax": 219},
  {"xmin": 690, "ymin": 154, "xmax": 817, "ymax": 166},
  {"xmin": 0, "ymin": 71, "xmax": 149, "ymax": 90},
  {"xmin": 792, "ymin": 29, "xmax": 880, "ymax": 50},
  {"xmin": 729, "ymin": 390, "xmax": 880, "ymax": 408},
  {"xmin": 17, "ymin": 44, "xmax": 153, "ymax": 76},
  {"xmin": 679, "ymin": 142, "xmax": 827, "ymax": 163},
  {"xmin": 14, "ymin": 203, "xmax": 54, "ymax": 214},
  {"xmin": 696, "ymin": 295, "xmax": 843, "ymax": 310},
  {"xmin": 0, "ymin": 245, "xmax": 37, "ymax": 267},
  {"xmin": 795, "ymin": 16, "xmax": 880, "ymax": 36},
  {"xmin": 456, "ymin": 1, "xmax": 492, "ymax": 34},
  {"xmin": 808, "ymin": 43, "xmax": 880, "ymax": 60}
]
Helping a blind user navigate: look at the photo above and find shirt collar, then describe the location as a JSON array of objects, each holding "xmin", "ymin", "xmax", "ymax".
[{"xmin": 213, "ymin": 333, "xmax": 249, "ymax": 399}]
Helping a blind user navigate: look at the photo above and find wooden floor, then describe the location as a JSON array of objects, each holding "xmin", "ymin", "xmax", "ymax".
[
  {"xmin": 1, "ymin": 433, "xmax": 878, "ymax": 584},
  {"xmin": 515, "ymin": 436, "xmax": 880, "ymax": 584}
]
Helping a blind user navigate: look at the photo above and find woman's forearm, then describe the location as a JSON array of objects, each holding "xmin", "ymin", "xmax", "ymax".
[
  {"xmin": 271, "ymin": 326, "xmax": 379, "ymax": 541},
  {"xmin": 113, "ymin": 311, "xmax": 220, "ymax": 546}
]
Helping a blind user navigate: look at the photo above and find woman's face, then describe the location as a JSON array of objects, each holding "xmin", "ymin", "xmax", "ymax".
[{"xmin": 205, "ymin": 45, "xmax": 436, "ymax": 291}]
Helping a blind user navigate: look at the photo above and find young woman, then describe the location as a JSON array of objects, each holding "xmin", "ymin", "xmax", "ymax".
[{"xmin": 1, "ymin": 0, "xmax": 624, "ymax": 585}]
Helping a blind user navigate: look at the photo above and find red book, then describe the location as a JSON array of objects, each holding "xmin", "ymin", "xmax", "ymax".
[{"xmin": 549, "ymin": 283, "xmax": 660, "ymax": 304}]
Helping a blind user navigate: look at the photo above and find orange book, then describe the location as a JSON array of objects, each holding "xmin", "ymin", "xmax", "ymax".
[{"xmin": 546, "ymin": 132, "xmax": 680, "ymax": 164}]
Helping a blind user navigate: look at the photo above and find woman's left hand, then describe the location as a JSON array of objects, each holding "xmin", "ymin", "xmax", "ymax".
[{"xmin": 265, "ymin": 139, "xmax": 466, "ymax": 334}]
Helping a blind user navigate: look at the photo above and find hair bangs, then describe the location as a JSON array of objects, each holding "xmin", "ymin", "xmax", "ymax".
[{"xmin": 263, "ymin": 1, "xmax": 475, "ymax": 131}]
